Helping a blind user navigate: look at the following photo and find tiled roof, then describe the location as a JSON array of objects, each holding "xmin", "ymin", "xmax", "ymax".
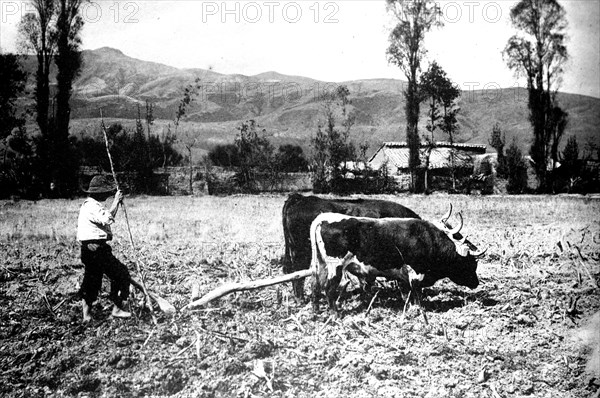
[
  {"xmin": 369, "ymin": 142, "xmax": 485, "ymax": 170},
  {"xmin": 380, "ymin": 141, "xmax": 487, "ymax": 151}
]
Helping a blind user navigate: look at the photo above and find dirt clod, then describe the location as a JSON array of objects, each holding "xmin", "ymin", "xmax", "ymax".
[
  {"xmin": 65, "ymin": 375, "xmax": 101, "ymax": 395},
  {"xmin": 107, "ymin": 353, "xmax": 122, "ymax": 366},
  {"xmin": 116, "ymin": 356, "xmax": 133, "ymax": 369},
  {"xmin": 158, "ymin": 368, "xmax": 188, "ymax": 395}
]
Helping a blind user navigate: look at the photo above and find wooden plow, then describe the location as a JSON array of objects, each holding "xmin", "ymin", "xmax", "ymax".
[{"xmin": 181, "ymin": 269, "xmax": 313, "ymax": 311}]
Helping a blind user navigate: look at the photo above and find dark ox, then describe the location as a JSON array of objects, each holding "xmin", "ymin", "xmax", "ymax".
[
  {"xmin": 282, "ymin": 193, "xmax": 420, "ymax": 300},
  {"xmin": 309, "ymin": 212, "xmax": 485, "ymax": 314}
]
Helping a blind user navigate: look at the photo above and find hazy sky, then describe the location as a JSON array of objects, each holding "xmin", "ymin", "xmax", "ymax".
[{"xmin": 1, "ymin": 0, "xmax": 599, "ymax": 97}]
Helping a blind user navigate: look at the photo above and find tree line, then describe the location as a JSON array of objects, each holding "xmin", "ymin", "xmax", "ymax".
[
  {"xmin": 386, "ymin": 0, "xmax": 590, "ymax": 193},
  {"xmin": 16, "ymin": 0, "xmax": 87, "ymax": 197},
  {"xmin": 205, "ymin": 85, "xmax": 393, "ymax": 195},
  {"xmin": 489, "ymin": 123, "xmax": 598, "ymax": 194},
  {"xmin": 1, "ymin": 0, "xmax": 596, "ymax": 198},
  {"xmin": 0, "ymin": 104, "xmax": 183, "ymax": 198}
]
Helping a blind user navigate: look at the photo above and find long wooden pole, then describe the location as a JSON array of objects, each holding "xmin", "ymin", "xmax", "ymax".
[
  {"xmin": 100, "ymin": 110, "xmax": 157, "ymax": 320},
  {"xmin": 181, "ymin": 269, "xmax": 313, "ymax": 311}
]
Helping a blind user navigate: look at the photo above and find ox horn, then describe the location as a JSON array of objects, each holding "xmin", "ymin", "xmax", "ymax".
[
  {"xmin": 441, "ymin": 203, "xmax": 453, "ymax": 224},
  {"xmin": 469, "ymin": 247, "xmax": 487, "ymax": 257},
  {"xmin": 448, "ymin": 212, "xmax": 463, "ymax": 236}
]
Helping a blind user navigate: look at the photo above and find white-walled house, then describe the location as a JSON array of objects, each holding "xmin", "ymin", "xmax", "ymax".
[{"xmin": 368, "ymin": 142, "xmax": 487, "ymax": 191}]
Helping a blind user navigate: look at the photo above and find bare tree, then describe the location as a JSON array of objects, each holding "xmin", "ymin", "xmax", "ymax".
[
  {"xmin": 310, "ymin": 85, "xmax": 356, "ymax": 193},
  {"xmin": 179, "ymin": 129, "xmax": 198, "ymax": 194},
  {"xmin": 174, "ymin": 78, "xmax": 201, "ymax": 194}
]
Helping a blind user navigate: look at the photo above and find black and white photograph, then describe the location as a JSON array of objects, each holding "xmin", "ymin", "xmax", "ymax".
[{"xmin": 0, "ymin": 0, "xmax": 599, "ymax": 396}]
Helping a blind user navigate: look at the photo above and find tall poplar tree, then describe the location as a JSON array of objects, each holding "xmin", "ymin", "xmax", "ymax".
[
  {"xmin": 53, "ymin": 0, "xmax": 85, "ymax": 195},
  {"xmin": 420, "ymin": 61, "xmax": 460, "ymax": 190},
  {"xmin": 503, "ymin": 0, "xmax": 568, "ymax": 192},
  {"xmin": 386, "ymin": 0, "xmax": 442, "ymax": 192},
  {"xmin": 18, "ymin": 0, "xmax": 56, "ymax": 146}
]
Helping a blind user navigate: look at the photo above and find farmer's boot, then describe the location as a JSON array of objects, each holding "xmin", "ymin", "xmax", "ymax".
[
  {"xmin": 111, "ymin": 305, "xmax": 131, "ymax": 318},
  {"xmin": 82, "ymin": 299, "xmax": 92, "ymax": 323}
]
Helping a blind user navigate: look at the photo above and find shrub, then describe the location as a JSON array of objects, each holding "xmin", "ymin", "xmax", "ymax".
[
  {"xmin": 74, "ymin": 123, "xmax": 182, "ymax": 194},
  {"xmin": 505, "ymin": 139, "xmax": 527, "ymax": 194},
  {"xmin": 275, "ymin": 144, "xmax": 308, "ymax": 172},
  {"xmin": 208, "ymin": 144, "xmax": 240, "ymax": 167},
  {"xmin": 234, "ymin": 120, "xmax": 275, "ymax": 193}
]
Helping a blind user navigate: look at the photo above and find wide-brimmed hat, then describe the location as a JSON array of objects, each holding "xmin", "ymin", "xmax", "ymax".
[{"xmin": 84, "ymin": 175, "xmax": 116, "ymax": 194}]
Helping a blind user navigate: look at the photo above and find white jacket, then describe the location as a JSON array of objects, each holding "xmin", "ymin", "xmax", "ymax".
[{"xmin": 77, "ymin": 198, "xmax": 114, "ymax": 241}]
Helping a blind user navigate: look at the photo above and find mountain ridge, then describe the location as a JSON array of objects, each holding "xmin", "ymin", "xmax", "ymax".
[{"xmin": 17, "ymin": 47, "xmax": 600, "ymax": 159}]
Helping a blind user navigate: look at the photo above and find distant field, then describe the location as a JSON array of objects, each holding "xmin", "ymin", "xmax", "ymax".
[
  {"xmin": 3, "ymin": 193, "xmax": 599, "ymax": 252},
  {"xmin": 1, "ymin": 194, "xmax": 599, "ymax": 397}
]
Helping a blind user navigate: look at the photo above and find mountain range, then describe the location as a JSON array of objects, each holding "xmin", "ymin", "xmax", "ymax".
[{"xmin": 18, "ymin": 47, "xmax": 600, "ymax": 160}]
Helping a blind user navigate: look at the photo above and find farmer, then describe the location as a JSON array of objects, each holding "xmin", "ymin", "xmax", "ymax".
[{"xmin": 77, "ymin": 175, "xmax": 131, "ymax": 322}]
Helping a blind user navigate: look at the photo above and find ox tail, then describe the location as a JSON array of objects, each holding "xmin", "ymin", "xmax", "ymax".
[
  {"xmin": 309, "ymin": 214, "xmax": 322, "ymax": 276},
  {"xmin": 281, "ymin": 194, "xmax": 302, "ymax": 270},
  {"xmin": 309, "ymin": 213, "xmax": 332, "ymax": 278},
  {"xmin": 310, "ymin": 213, "xmax": 349, "ymax": 281}
]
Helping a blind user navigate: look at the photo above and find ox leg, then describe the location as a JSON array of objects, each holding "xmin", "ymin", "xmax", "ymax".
[
  {"xmin": 347, "ymin": 275, "xmax": 374, "ymax": 312},
  {"xmin": 403, "ymin": 283, "xmax": 428, "ymax": 325},
  {"xmin": 291, "ymin": 279, "xmax": 305, "ymax": 303},
  {"xmin": 337, "ymin": 277, "xmax": 351, "ymax": 304},
  {"xmin": 325, "ymin": 277, "xmax": 342, "ymax": 317},
  {"xmin": 359, "ymin": 275, "xmax": 376, "ymax": 301},
  {"xmin": 329, "ymin": 253, "xmax": 362, "ymax": 315},
  {"xmin": 311, "ymin": 264, "xmax": 331, "ymax": 313},
  {"xmin": 343, "ymin": 261, "xmax": 377, "ymax": 310},
  {"xmin": 413, "ymin": 287, "xmax": 428, "ymax": 325},
  {"xmin": 313, "ymin": 272, "xmax": 343, "ymax": 316},
  {"xmin": 399, "ymin": 281, "xmax": 411, "ymax": 303},
  {"xmin": 282, "ymin": 254, "xmax": 307, "ymax": 303},
  {"xmin": 310, "ymin": 276, "xmax": 321, "ymax": 313},
  {"xmin": 411, "ymin": 287, "xmax": 423, "ymax": 305}
]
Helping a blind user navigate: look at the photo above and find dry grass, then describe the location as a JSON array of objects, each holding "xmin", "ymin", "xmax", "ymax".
[{"xmin": 2, "ymin": 193, "xmax": 597, "ymax": 260}]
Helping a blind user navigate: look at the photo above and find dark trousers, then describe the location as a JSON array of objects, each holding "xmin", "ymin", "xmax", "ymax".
[{"xmin": 79, "ymin": 241, "xmax": 130, "ymax": 308}]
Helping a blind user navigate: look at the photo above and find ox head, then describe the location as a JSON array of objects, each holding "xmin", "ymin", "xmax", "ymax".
[
  {"xmin": 440, "ymin": 204, "xmax": 487, "ymax": 257},
  {"xmin": 449, "ymin": 251, "xmax": 480, "ymax": 289},
  {"xmin": 440, "ymin": 205, "xmax": 486, "ymax": 289}
]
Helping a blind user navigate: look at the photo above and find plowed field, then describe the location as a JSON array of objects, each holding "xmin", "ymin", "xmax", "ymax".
[{"xmin": 1, "ymin": 194, "xmax": 599, "ymax": 397}]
